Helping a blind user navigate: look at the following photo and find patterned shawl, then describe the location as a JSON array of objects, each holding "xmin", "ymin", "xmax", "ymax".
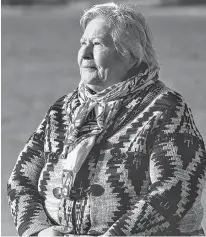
[{"xmin": 61, "ymin": 63, "xmax": 159, "ymax": 198}]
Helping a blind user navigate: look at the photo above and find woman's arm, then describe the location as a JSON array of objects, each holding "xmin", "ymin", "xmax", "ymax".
[
  {"xmin": 103, "ymin": 101, "xmax": 206, "ymax": 236},
  {"xmin": 7, "ymin": 111, "xmax": 53, "ymax": 236}
]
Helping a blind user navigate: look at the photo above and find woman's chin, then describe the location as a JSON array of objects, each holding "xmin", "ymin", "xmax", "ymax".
[{"xmin": 81, "ymin": 76, "xmax": 99, "ymax": 86}]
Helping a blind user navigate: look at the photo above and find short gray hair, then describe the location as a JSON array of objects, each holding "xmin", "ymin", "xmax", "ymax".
[{"xmin": 80, "ymin": 2, "xmax": 160, "ymax": 71}]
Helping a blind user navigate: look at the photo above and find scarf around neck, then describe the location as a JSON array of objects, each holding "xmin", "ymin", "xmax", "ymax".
[{"xmin": 61, "ymin": 63, "xmax": 159, "ymax": 198}]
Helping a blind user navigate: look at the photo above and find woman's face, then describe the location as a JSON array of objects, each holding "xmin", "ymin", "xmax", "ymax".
[{"xmin": 78, "ymin": 17, "xmax": 130, "ymax": 92}]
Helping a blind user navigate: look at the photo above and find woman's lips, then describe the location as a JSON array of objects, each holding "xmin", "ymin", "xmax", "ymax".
[{"xmin": 82, "ymin": 66, "xmax": 97, "ymax": 70}]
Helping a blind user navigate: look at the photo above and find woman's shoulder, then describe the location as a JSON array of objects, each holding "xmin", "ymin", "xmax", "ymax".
[
  {"xmin": 150, "ymin": 82, "xmax": 205, "ymax": 140},
  {"xmin": 154, "ymin": 81, "xmax": 189, "ymax": 113},
  {"xmin": 48, "ymin": 88, "xmax": 78, "ymax": 114}
]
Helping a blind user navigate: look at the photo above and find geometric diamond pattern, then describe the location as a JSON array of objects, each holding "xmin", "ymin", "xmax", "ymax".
[{"xmin": 7, "ymin": 80, "xmax": 206, "ymax": 236}]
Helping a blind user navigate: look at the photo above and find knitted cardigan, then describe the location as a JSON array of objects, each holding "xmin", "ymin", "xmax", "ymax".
[{"xmin": 8, "ymin": 79, "xmax": 206, "ymax": 236}]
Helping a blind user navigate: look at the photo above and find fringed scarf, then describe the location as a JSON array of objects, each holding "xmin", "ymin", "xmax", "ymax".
[{"xmin": 61, "ymin": 63, "xmax": 159, "ymax": 198}]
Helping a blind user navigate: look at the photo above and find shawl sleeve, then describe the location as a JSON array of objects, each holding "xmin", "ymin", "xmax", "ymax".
[
  {"xmin": 7, "ymin": 111, "xmax": 52, "ymax": 236},
  {"xmin": 104, "ymin": 100, "xmax": 206, "ymax": 236}
]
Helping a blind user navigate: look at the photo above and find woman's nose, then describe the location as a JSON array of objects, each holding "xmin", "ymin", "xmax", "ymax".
[{"xmin": 82, "ymin": 44, "xmax": 93, "ymax": 60}]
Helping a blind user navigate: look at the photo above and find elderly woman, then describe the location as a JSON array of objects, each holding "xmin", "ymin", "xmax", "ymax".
[{"xmin": 7, "ymin": 2, "xmax": 206, "ymax": 236}]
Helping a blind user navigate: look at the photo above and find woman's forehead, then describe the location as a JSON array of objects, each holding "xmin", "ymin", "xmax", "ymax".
[{"xmin": 82, "ymin": 17, "xmax": 112, "ymax": 41}]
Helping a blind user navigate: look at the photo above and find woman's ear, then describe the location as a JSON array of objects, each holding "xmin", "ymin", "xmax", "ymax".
[
  {"xmin": 126, "ymin": 57, "xmax": 139, "ymax": 71},
  {"xmin": 131, "ymin": 59, "xmax": 140, "ymax": 69},
  {"xmin": 123, "ymin": 51, "xmax": 139, "ymax": 71}
]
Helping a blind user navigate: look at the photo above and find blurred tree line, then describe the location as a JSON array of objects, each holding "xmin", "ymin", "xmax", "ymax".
[
  {"xmin": 161, "ymin": 0, "xmax": 206, "ymax": 5},
  {"xmin": 2, "ymin": 0, "xmax": 206, "ymax": 7},
  {"xmin": 2, "ymin": 0, "xmax": 69, "ymax": 5}
]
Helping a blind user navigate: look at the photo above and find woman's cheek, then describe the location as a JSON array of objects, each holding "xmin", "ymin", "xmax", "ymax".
[
  {"xmin": 97, "ymin": 53, "xmax": 108, "ymax": 67},
  {"xmin": 77, "ymin": 49, "xmax": 83, "ymax": 66},
  {"xmin": 94, "ymin": 47, "xmax": 115, "ymax": 81},
  {"xmin": 97, "ymin": 66, "xmax": 106, "ymax": 81}
]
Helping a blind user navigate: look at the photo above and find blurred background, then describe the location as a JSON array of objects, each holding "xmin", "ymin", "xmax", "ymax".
[{"xmin": 2, "ymin": 0, "xmax": 206, "ymax": 235}]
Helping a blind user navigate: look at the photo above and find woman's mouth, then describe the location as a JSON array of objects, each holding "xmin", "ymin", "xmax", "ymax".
[{"xmin": 82, "ymin": 66, "xmax": 97, "ymax": 70}]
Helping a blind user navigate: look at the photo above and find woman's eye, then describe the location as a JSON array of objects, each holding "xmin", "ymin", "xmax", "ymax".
[
  {"xmin": 93, "ymin": 42, "xmax": 101, "ymax": 46},
  {"xmin": 80, "ymin": 41, "xmax": 86, "ymax": 46}
]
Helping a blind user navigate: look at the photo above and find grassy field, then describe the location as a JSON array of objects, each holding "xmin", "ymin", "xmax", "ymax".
[{"xmin": 2, "ymin": 2, "xmax": 206, "ymax": 235}]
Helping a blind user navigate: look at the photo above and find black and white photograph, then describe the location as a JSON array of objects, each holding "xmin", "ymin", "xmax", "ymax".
[{"xmin": 2, "ymin": 0, "xmax": 206, "ymax": 236}]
